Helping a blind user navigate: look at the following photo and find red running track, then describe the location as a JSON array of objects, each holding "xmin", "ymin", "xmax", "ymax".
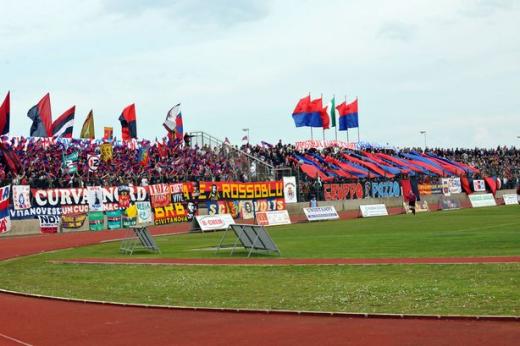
[
  {"xmin": 0, "ymin": 293, "xmax": 519, "ymax": 346},
  {"xmin": 1, "ymin": 224, "xmax": 519, "ymax": 345}
]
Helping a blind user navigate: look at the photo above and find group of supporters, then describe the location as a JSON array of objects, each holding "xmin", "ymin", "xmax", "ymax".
[
  {"xmin": 1, "ymin": 135, "xmax": 519, "ymax": 200},
  {"xmin": 0, "ymin": 137, "xmax": 252, "ymax": 189}
]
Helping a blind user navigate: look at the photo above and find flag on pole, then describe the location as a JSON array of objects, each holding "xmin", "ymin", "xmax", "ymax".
[
  {"xmin": 337, "ymin": 98, "xmax": 359, "ymax": 130},
  {"xmin": 320, "ymin": 105, "xmax": 330, "ymax": 129},
  {"xmin": 164, "ymin": 104, "xmax": 180, "ymax": 132},
  {"xmin": 329, "ymin": 97, "xmax": 336, "ymax": 128},
  {"xmin": 119, "ymin": 104, "xmax": 137, "ymax": 140},
  {"xmin": 103, "ymin": 127, "xmax": 113, "ymax": 140},
  {"xmin": 80, "ymin": 110, "xmax": 95, "ymax": 139},
  {"xmin": 0, "ymin": 92, "xmax": 10, "ymax": 135},
  {"xmin": 175, "ymin": 111, "xmax": 183, "ymax": 141},
  {"xmin": 27, "ymin": 93, "xmax": 52, "ymax": 137},
  {"xmin": 51, "ymin": 106, "xmax": 75, "ymax": 138}
]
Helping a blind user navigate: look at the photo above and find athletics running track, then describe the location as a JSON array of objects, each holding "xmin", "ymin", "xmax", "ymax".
[{"xmin": 0, "ymin": 224, "xmax": 519, "ymax": 345}]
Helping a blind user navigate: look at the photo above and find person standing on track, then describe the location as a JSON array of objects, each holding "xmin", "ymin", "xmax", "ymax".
[{"xmin": 408, "ymin": 191, "xmax": 417, "ymax": 215}]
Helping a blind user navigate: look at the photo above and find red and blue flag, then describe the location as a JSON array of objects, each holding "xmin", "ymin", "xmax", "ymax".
[
  {"xmin": 119, "ymin": 103, "xmax": 137, "ymax": 140},
  {"xmin": 27, "ymin": 93, "xmax": 52, "ymax": 137},
  {"xmin": 337, "ymin": 99, "xmax": 359, "ymax": 130},
  {"xmin": 292, "ymin": 96, "xmax": 326, "ymax": 128},
  {"xmin": 0, "ymin": 92, "xmax": 9, "ymax": 135}
]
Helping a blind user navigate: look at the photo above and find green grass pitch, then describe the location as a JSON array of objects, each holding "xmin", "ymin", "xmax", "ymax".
[{"xmin": 0, "ymin": 206, "xmax": 519, "ymax": 316}]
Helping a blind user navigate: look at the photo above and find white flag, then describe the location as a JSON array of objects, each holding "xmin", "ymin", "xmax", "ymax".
[{"xmin": 164, "ymin": 103, "xmax": 180, "ymax": 132}]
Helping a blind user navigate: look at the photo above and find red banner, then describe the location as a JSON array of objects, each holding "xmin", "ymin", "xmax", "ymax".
[{"xmin": 324, "ymin": 183, "xmax": 364, "ymax": 201}]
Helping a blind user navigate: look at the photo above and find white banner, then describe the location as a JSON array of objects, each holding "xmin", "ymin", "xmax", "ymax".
[
  {"xmin": 87, "ymin": 186, "xmax": 104, "ymax": 212},
  {"xmin": 283, "ymin": 176, "xmax": 297, "ymax": 204},
  {"xmin": 360, "ymin": 204, "xmax": 388, "ymax": 217},
  {"xmin": 196, "ymin": 214, "xmax": 235, "ymax": 231},
  {"xmin": 239, "ymin": 200, "xmax": 255, "ymax": 220},
  {"xmin": 294, "ymin": 140, "xmax": 356, "ymax": 151},
  {"xmin": 303, "ymin": 206, "xmax": 339, "ymax": 221},
  {"xmin": 38, "ymin": 215, "xmax": 60, "ymax": 234},
  {"xmin": 87, "ymin": 154, "xmax": 100, "ymax": 172},
  {"xmin": 473, "ymin": 179, "xmax": 486, "ymax": 192},
  {"xmin": 136, "ymin": 201, "xmax": 154, "ymax": 225},
  {"xmin": 449, "ymin": 177, "xmax": 462, "ymax": 194},
  {"xmin": 12, "ymin": 185, "xmax": 31, "ymax": 210},
  {"xmin": 469, "ymin": 194, "xmax": 497, "ymax": 208},
  {"xmin": 502, "ymin": 194, "xmax": 519, "ymax": 205},
  {"xmin": 0, "ymin": 185, "xmax": 11, "ymax": 233},
  {"xmin": 256, "ymin": 210, "xmax": 291, "ymax": 226}
]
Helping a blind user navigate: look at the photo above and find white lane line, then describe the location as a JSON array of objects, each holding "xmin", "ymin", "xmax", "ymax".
[{"xmin": 0, "ymin": 332, "xmax": 34, "ymax": 346}]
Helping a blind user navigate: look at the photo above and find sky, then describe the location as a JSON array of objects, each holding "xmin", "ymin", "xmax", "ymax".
[{"xmin": 1, "ymin": 0, "xmax": 519, "ymax": 148}]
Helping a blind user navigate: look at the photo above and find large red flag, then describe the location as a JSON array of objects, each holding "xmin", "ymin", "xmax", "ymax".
[
  {"xmin": 27, "ymin": 93, "xmax": 52, "ymax": 137},
  {"xmin": 119, "ymin": 104, "xmax": 137, "ymax": 140},
  {"xmin": 0, "ymin": 92, "xmax": 9, "ymax": 135}
]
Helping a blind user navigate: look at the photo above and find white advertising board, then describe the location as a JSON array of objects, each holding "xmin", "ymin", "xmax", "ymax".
[
  {"xmin": 360, "ymin": 204, "xmax": 388, "ymax": 217},
  {"xmin": 303, "ymin": 206, "xmax": 339, "ymax": 222},
  {"xmin": 256, "ymin": 210, "xmax": 291, "ymax": 226},
  {"xmin": 195, "ymin": 214, "xmax": 235, "ymax": 231},
  {"xmin": 502, "ymin": 194, "xmax": 519, "ymax": 205},
  {"xmin": 469, "ymin": 194, "xmax": 497, "ymax": 208}
]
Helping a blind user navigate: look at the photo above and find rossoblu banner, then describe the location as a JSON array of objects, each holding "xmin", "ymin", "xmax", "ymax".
[
  {"xmin": 303, "ymin": 206, "xmax": 340, "ymax": 222},
  {"xmin": 502, "ymin": 194, "xmax": 519, "ymax": 205},
  {"xmin": 195, "ymin": 214, "xmax": 235, "ymax": 231},
  {"xmin": 360, "ymin": 204, "xmax": 388, "ymax": 218},
  {"xmin": 469, "ymin": 194, "xmax": 497, "ymax": 208},
  {"xmin": 256, "ymin": 210, "xmax": 291, "ymax": 226}
]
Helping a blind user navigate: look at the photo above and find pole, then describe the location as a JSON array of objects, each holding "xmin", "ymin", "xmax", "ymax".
[
  {"xmin": 321, "ymin": 93, "xmax": 325, "ymax": 142},
  {"xmin": 344, "ymin": 95, "xmax": 349, "ymax": 143},
  {"xmin": 311, "ymin": 127, "xmax": 314, "ymax": 140},
  {"xmin": 356, "ymin": 96, "xmax": 360, "ymax": 143}
]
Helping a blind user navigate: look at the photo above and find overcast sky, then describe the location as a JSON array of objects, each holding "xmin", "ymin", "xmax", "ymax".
[{"xmin": 2, "ymin": 0, "xmax": 519, "ymax": 148}]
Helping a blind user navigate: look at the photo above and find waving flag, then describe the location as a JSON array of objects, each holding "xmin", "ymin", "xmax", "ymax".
[
  {"xmin": 164, "ymin": 104, "xmax": 180, "ymax": 132},
  {"xmin": 138, "ymin": 147, "xmax": 149, "ymax": 167},
  {"xmin": 80, "ymin": 110, "xmax": 95, "ymax": 139},
  {"xmin": 103, "ymin": 127, "xmax": 113, "ymax": 140},
  {"xmin": 0, "ymin": 92, "xmax": 9, "ymax": 135},
  {"xmin": 337, "ymin": 99, "xmax": 359, "ymax": 130},
  {"xmin": 321, "ymin": 105, "xmax": 330, "ymax": 129},
  {"xmin": 329, "ymin": 96, "xmax": 336, "ymax": 128},
  {"xmin": 119, "ymin": 104, "xmax": 137, "ymax": 140},
  {"xmin": 27, "ymin": 93, "xmax": 52, "ymax": 137},
  {"xmin": 52, "ymin": 106, "xmax": 75, "ymax": 138},
  {"xmin": 175, "ymin": 110, "xmax": 183, "ymax": 141}
]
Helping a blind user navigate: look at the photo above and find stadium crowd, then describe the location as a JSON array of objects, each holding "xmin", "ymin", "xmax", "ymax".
[{"xmin": 1, "ymin": 135, "xmax": 519, "ymax": 192}]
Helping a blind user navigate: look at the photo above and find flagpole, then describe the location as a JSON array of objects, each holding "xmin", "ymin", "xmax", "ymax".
[
  {"xmin": 321, "ymin": 93, "xmax": 325, "ymax": 142},
  {"xmin": 357, "ymin": 96, "xmax": 360, "ymax": 143},
  {"xmin": 309, "ymin": 91, "xmax": 313, "ymax": 141},
  {"xmin": 345, "ymin": 95, "xmax": 350, "ymax": 143},
  {"xmin": 333, "ymin": 94, "xmax": 338, "ymax": 142}
]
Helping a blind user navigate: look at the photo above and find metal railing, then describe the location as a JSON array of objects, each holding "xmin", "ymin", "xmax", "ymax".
[{"xmin": 188, "ymin": 131, "xmax": 279, "ymax": 182}]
